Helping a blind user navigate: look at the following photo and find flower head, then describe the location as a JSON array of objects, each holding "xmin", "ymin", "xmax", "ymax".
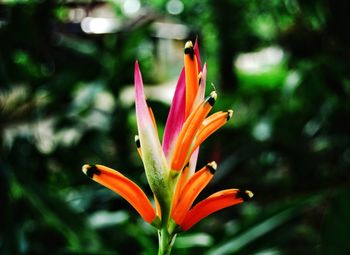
[{"xmin": 82, "ymin": 39, "xmax": 253, "ymax": 233}]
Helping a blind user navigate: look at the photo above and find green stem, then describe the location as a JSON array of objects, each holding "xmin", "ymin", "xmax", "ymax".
[
  {"xmin": 157, "ymin": 202, "xmax": 175, "ymax": 255},
  {"xmin": 157, "ymin": 171, "xmax": 179, "ymax": 255},
  {"xmin": 158, "ymin": 226, "xmax": 176, "ymax": 255}
]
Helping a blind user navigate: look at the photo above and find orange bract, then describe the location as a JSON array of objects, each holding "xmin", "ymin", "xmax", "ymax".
[
  {"xmin": 171, "ymin": 92, "xmax": 217, "ymax": 171},
  {"xmin": 184, "ymin": 41, "xmax": 199, "ymax": 118},
  {"xmin": 147, "ymin": 103, "xmax": 158, "ymax": 132},
  {"xmin": 82, "ymin": 164, "xmax": 156, "ymax": 223},
  {"xmin": 171, "ymin": 162, "xmax": 217, "ymax": 225},
  {"xmin": 82, "ymin": 40, "xmax": 253, "ymax": 244},
  {"xmin": 171, "ymin": 163, "xmax": 190, "ymax": 213},
  {"xmin": 180, "ymin": 189, "xmax": 253, "ymax": 231},
  {"xmin": 190, "ymin": 110, "xmax": 233, "ymax": 156}
]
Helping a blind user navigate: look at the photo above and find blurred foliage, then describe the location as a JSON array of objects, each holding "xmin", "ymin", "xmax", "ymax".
[{"xmin": 1, "ymin": 0, "xmax": 350, "ymax": 254}]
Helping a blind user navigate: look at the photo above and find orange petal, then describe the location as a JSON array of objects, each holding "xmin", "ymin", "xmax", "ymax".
[
  {"xmin": 184, "ymin": 41, "xmax": 199, "ymax": 119},
  {"xmin": 171, "ymin": 163, "xmax": 190, "ymax": 213},
  {"xmin": 180, "ymin": 189, "xmax": 253, "ymax": 231},
  {"xmin": 171, "ymin": 91, "xmax": 217, "ymax": 171},
  {"xmin": 190, "ymin": 110, "xmax": 233, "ymax": 156},
  {"xmin": 154, "ymin": 194, "xmax": 162, "ymax": 218},
  {"xmin": 192, "ymin": 63, "xmax": 207, "ymax": 109},
  {"xmin": 147, "ymin": 101, "xmax": 158, "ymax": 134},
  {"xmin": 171, "ymin": 162, "xmax": 217, "ymax": 225},
  {"xmin": 82, "ymin": 164, "xmax": 156, "ymax": 223}
]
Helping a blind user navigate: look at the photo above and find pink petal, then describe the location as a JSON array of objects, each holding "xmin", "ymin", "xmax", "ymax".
[
  {"xmin": 162, "ymin": 68, "xmax": 186, "ymax": 159},
  {"xmin": 188, "ymin": 147, "xmax": 199, "ymax": 176},
  {"xmin": 194, "ymin": 37, "xmax": 202, "ymax": 72},
  {"xmin": 134, "ymin": 61, "xmax": 169, "ymax": 175},
  {"xmin": 134, "ymin": 61, "xmax": 154, "ymax": 128}
]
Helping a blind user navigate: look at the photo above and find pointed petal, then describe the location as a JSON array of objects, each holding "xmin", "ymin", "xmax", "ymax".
[
  {"xmin": 171, "ymin": 91, "xmax": 217, "ymax": 171},
  {"xmin": 189, "ymin": 110, "xmax": 233, "ymax": 157},
  {"xmin": 192, "ymin": 63, "xmax": 207, "ymax": 109},
  {"xmin": 134, "ymin": 61, "xmax": 157, "ymax": 137},
  {"xmin": 188, "ymin": 147, "xmax": 199, "ymax": 176},
  {"xmin": 184, "ymin": 65, "xmax": 206, "ymax": 174},
  {"xmin": 184, "ymin": 41, "xmax": 199, "ymax": 118},
  {"xmin": 134, "ymin": 62, "xmax": 171, "ymax": 211},
  {"xmin": 162, "ymin": 68, "xmax": 186, "ymax": 159},
  {"xmin": 171, "ymin": 163, "xmax": 190, "ymax": 213},
  {"xmin": 171, "ymin": 151, "xmax": 199, "ymax": 214},
  {"xmin": 171, "ymin": 162, "xmax": 217, "ymax": 225},
  {"xmin": 194, "ymin": 37, "xmax": 202, "ymax": 72},
  {"xmin": 82, "ymin": 164, "xmax": 156, "ymax": 223},
  {"xmin": 180, "ymin": 189, "xmax": 253, "ymax": 231},
  {"xmin": 154, "ymin": 194, "xmax": 162, "ymax": 218},
  {"xmin": 147, "ymin": 102, "xmax": 158, "ymax": 136}
]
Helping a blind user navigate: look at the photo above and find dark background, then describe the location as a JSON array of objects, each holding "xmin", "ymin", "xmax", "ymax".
[{"xmin": 1, "ymin": 0, "xmax": 350, "ymax": 254}]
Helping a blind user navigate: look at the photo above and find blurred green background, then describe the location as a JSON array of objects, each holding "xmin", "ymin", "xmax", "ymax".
[{"xmin": 1, "ymin": 0, "xmax": 350, "ymax": 254}]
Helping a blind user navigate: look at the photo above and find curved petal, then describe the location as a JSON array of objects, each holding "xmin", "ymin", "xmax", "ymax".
[
  {"xmin": 180, "ymin": 189, "xmax": 253, "ymax": 231},
  {"xmin": 194, "ymin": 37, "xmax": 202, "ymax": 72},
  {"xmin": 171, "ymin": 162, "xmax": 217, "ymax": 225},
  {"xmin": 189, "ymin": 110, "xmax": 233, "ymax": 157},
  {"xmin": 171, "ymin": 91, "xmax": 217, "ymax": 171},
  {"xmin": 162, "ymin": 68, "xmax": 186, "ymax": 159},
  {"xmin": 186, "ymin": 64, "xmax": 207, "ymax": 174},
  {"xmin": 82, "ymin": 164, "xmax": 156, "ymax": 223},
  {"xmin": 134, "ymin": 62, "xmax": 171, "ymax": 210},
  {"xmin": 184, "ymin": 41, "xmax": 199, "ymax": 118},
  {"xmin": 148, "ymin": 103, "xmax": 158, "ymax": 135},
  {"xmin": 192, "ymin": 63, "xmax": 207, "ymax": 109},
  {"xmin": 171, "ymin": 163, "xmax": 190, "ymax": 213},
  {"xmin": 188, "ymin": 147, "xmax": 199, "ymax": 176}
]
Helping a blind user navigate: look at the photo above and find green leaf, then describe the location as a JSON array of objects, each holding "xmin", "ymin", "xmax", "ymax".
[
  {"xmin": 174, "ymin": 233, "xmax": 214, "ymax": 249},
  {"xmin": 321, "ymin": 188, "xmax": 350, "ymax": 255},
  {"xmin": 205, "ymin": 195, "xmax": 322, "ymax": 255}
]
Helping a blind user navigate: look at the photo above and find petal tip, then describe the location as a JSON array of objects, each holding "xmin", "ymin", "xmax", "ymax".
[
  {"xmin": 184, "ymin": 40, "xmax": 193, "ymax": 49},
  {"xmin": 227, "ymin": 110, "xmax": 234, "ymax": 120},
  {"xmin": 135, "ymin": 135, "xmax": 140, "ymax": 148},
  {"xmin": 206, "ymin": 161, "xmax": 217, "ymax": 174},
  {"xmin": 236, "ymin": 189, "xmax": 254, "ymax": 201},
  {"xmin": 198, "ymin": 72, "xmax": 203, "ymax": 85},
  {"xmin": 245, "ymin": 190, "xmax": 254, "ymax": 198},
  {"xmin": 184, "ymin": 41, "xmax": 194, "ymax": 55},
  {"xmin": 210, "ymin": 91, "xmax": 217, "ymax": 100},
  {"xmin": 82, "ymin": 164, "xmax": 101, "ymax": 178},
  {"xmin": 82, "ymin": 164, "xmax": 89, "ymax": 174},
  {"xmin": 207, "ymin": 91, "xmax": 217, "ymax": 106}
]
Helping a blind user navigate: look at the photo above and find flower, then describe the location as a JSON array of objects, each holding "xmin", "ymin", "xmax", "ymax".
[{"xmin": 82, "ymin": 39, "xmax": 252, "ymax": 238}]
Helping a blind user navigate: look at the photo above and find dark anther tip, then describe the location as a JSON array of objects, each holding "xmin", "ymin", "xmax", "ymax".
[
  {"xmin": 184, "ymin": 47, "xmax": 194, "ymax": 55},
  {"xmin": 206, "ymin": 161, "xmax": 217, "ymax": 174},
  {"xmin": 83, "ymin": 164, "xmax": 101, "ymax": 178},
  {"xmin": 208, "ymin": 97, "xmax": 216, "ymax": 106},
  {"xmin": 182, "ymin": 162, "xmax": 190, "ymax": 172},
  {"xmin": 184, "ymin": 41, "xmax": 195, "ymax": 59},
  {"xmin": 227, "ymin": 110, "xmax": 233, "ymax": 121},
  {"xmin": 135, "ymin": 135, "xmax": 141, "ymax": 148},
  {"xmin": 236, "ymin": 190, "xmax": 254, "ymax": 201},
  {"xmin": 206, "ymin": 91, "xmax": 217, "ymax": 106},
  {"xmin": 198, "ymin": 72, "xmax": 203, "ymax": 85}
]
